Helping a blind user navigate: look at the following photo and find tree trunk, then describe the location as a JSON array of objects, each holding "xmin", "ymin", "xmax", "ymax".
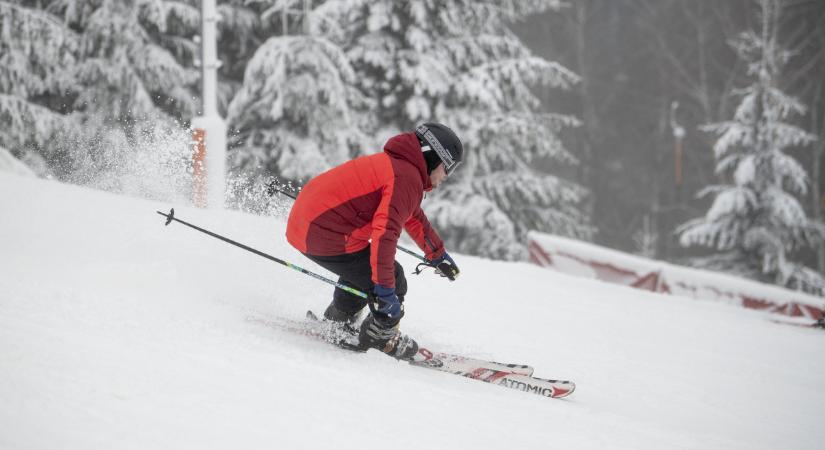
[
  {"xmin": 573, "ymin": 1, "xmax": 597, "ymax": 205},
  {"xmin": 813, "ymin": 114, "xmax": 825, "ymax": 273}
]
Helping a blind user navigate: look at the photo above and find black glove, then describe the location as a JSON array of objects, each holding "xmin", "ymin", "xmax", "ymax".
[{"xmin": 429, "ymin": 252, "xmax": 460, "ymax": 281}]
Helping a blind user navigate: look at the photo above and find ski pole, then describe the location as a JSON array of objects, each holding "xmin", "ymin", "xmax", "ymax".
[
  {"xmin": 268, "ymin": 183, "xmax": 429, "ymax": 263},
  {"xmin": 156, "ymin": 208, "xmax": 368, "ymax": 300}
]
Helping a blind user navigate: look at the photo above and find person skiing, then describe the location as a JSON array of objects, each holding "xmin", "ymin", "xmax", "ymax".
[{"xmin": 285, "ymin": 123, "xmax": 463, "ymax": 360}]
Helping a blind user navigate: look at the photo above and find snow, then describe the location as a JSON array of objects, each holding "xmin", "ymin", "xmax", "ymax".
[
  {"xmin": 0, "ymin": 146, "xmax": 36, "ymax": 177},
  {"xmin": 1, "ymin": 171, "xmax": 823, "ymax": 450}
]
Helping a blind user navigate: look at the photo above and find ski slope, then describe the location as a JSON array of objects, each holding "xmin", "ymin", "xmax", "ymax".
[{"xmin": 1, "ymin": 171, "xmax": 823, "ymax": 450}]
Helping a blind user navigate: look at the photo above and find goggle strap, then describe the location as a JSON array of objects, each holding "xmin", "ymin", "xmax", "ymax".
[{"xmin": 417, "ymin": 125, "xmax": 457, "ymax": 171}]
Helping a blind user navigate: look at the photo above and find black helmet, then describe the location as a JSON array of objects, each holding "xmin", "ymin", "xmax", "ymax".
[{"xmin": 415, "ymin": 123, "xmax": 463, "ymax": 175}]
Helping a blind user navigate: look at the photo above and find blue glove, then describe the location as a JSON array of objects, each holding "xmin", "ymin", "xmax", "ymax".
[
  {"xmin": 372, "ymin": 284, "xmax": 403, "ymax": 321},
  {"xmin": 430, "ymin": 252, "xmax": 460, "ymax": 281}
]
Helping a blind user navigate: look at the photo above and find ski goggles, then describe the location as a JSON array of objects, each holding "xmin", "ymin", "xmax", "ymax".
[{"xmin": 416, "ymin": 125, "xmax": 461, "ymax": 176}]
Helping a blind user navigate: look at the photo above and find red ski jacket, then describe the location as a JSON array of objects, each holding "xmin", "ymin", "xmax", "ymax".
[{"xmin": 285, "ymin": 132, "xmax": 445, "ymax": 288}]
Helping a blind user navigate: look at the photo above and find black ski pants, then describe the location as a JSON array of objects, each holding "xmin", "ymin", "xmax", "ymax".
[{"xmin": 304, "ymin": 246, "xmax": 407, "ymax": 315}]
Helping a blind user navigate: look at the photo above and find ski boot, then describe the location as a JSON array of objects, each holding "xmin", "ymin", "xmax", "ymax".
[
  {"xmin": 358, "ymin": 313, "xmax": 418, "ymax": 360},
  {"xmin": 323, "ymin": 301, "xmax": 364, "ymax": 326}
]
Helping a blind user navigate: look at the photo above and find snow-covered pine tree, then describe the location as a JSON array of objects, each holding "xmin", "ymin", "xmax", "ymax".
[
  {"xmin": 216, "ymin": 0, "xmax": 261, "ymax": 113},
  {"xmin": 322, "ymin": 0, "xmax": 591, "ymax": 259},
  {"xmin": 51, "ymin": 0, "xmax": 200, "ymax": 124},
  {"xmin": 228, "ymin": 0, "xmax": 368, "ymax": 182},
  {"xmin": 35, "ymin": 0, "xmax": 201, "ymax": 181},
  {"xmin": 678, "ymin": 0, "xmax": 825, "ymax": 294},
  {"xmin": 0, "ymin": 0, "xmax": 78, "ymax": 174}
]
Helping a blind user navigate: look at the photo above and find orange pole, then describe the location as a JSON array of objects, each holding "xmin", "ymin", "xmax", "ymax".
[{"xmin": 192, "ymin": 129, "xmax": 207, "ymax": 208}]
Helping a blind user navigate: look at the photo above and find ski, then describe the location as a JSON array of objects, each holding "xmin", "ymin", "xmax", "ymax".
[
  {"xmin": 250, "ymin": 312, "xmax": 574, "ymax": 399},
  {"xmin": 411, "ymin": 351, "xmax": 575, "ymax": 399},
  {"xmin": 301, "ymin": 311, "xmax": 536, "ymax": 376},
  {"xmin": 770, "ymin": 318, "xmax": 824, "ymax": 329},
  {"xmin": 413, "ymin": 349, "xmax": 534, "ymax": 377}
]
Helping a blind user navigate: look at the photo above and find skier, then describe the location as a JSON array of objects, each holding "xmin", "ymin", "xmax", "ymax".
[{"xmin": 285, "ymin": 123, "xmax": 463, "ymax": 360}]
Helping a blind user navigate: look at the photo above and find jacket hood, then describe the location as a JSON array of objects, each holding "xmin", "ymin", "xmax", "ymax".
[{"xmin": 383, "ymin": 132, "xmax": 432, "ymax": 191}]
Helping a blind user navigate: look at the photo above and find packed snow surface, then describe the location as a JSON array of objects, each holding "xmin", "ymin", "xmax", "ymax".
[{"xmin": 1, "ymin": 172, "xmax": 823, "ymax": 450}]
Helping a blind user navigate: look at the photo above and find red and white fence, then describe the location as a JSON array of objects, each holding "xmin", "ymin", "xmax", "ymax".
[{"xmin": 528, "ymin": 232, "xmax": 824, "ymax": 325}]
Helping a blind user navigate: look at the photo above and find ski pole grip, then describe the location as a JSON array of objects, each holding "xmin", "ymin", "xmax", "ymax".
[
  {"xmin": 365, "ymin": 291, "xmax": 377, "ymax": 314},
  {"xmin": 267, "ymin": 182, "xmax": 297, "ymax": 200}
]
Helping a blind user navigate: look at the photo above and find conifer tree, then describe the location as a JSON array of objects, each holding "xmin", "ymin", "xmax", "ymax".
[
  {"xmin": 51, "ymin": 0, "xmax": 200, "ymax": 124},
  {"xmin": 216, "ymin": 0, "xmax": 261, "ymax": 111},
  {"xmin": 37, "ymin": 0, "xmax": 201, "ymax": 181},
  {"xmin": 1, "ymin": 0, "xmax": 200, "ymax": 177},
  {"xmin": 228, "ymin": 0, "xmax": 368, "ymax": 182},
  {"xmin": 322, "ymin": 0, "xmax": 590, "ymax": 259},
  {"xmin": 0, "ymin": 0, "xmax": 77, "ymax": 173},
  {"xmin": 678, "ymin": 0, "xmax": 825, "ymax": 293}
]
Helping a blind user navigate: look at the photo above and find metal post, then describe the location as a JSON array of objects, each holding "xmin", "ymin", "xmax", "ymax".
[
  {"xmin": 201, "ymin": 0, "xmax": 219, "ymax": 118},
  {"xmin": 191, "ymin": 0, "xmax": 227, "ymax": 209}
]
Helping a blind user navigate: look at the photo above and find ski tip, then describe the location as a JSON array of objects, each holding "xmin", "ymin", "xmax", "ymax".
[{"xmin": 551, "ymin": 382, "xmax": 576, "ymax": 399}]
